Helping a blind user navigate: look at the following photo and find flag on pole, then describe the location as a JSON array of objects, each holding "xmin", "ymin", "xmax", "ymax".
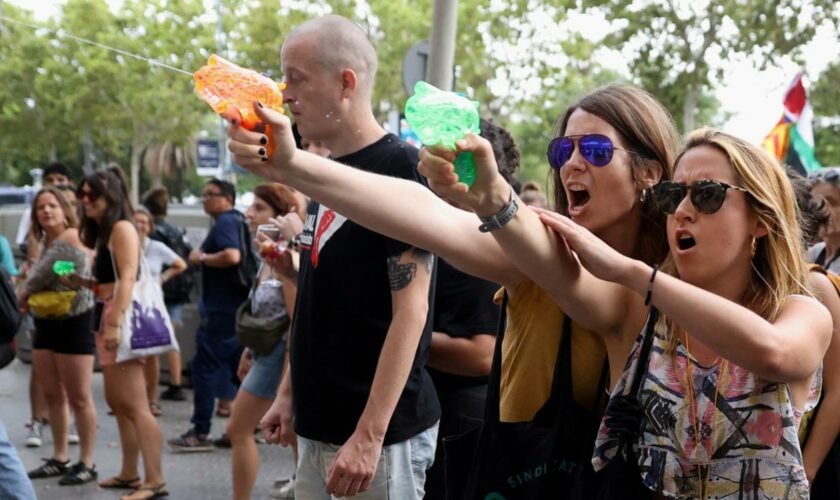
[{"xmin": 761, "ymin": 72, "xmax": 822, "ymax": 174}]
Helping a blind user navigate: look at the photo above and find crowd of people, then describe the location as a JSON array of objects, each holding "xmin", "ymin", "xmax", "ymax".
[{"xmin": 1, "ymin": 12, "xmax": 839, "ymax": 500}]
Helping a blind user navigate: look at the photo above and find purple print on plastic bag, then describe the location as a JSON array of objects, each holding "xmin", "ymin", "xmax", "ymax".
[{"xmin": 129, "ymin": 300, "xmax": 171, "ymax": 349}]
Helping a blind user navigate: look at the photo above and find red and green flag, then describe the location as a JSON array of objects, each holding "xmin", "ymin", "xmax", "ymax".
[{"xmin": 762, "ymin": 72, "xmax": 822, "ymax": 174}]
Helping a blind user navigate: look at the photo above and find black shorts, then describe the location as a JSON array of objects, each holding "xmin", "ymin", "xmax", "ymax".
[{"xmin": 33, "ymin": 310, "xmax": 96, "ymax": 355}]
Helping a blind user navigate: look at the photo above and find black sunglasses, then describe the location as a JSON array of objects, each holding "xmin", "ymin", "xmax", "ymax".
[
  {"xmin": 653, "ymin": 180, "xmax": 749, "ymax": 215},
  {"xmin": 546, "ymin": 134, "xmax": 636, "ymax": 169}
]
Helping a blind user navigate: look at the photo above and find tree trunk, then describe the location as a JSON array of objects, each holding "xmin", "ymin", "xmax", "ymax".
[
  {"xmin": 81, "ymin": 126, "xmax": 95, "ymax": 175},
  {"xmin": 130, "ymin": 139, "xmax": 143, "ymax": 205},
  {"xmin": 683, "ymin": 83, "xmax": 698, "ymax": 133},
  {"xmin": 48, "ymin": 144, "xmax": 57, "ymax": 163}
]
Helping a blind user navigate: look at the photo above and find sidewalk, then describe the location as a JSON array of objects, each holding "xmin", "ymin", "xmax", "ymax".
[{"xmin": 0, "ymin": 358, "xmax": 295, "ymax": 499}]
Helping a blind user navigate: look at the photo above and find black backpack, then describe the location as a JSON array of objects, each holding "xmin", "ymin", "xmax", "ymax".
[
  {"xmin": 0, "ymin": 267, "xmax": 21, "ymax": 345},
  {"xmin": 231, "ymin": 211, "xmax": 259, "ymax": 290},
  {"xmin": 150, "ymin": 220, "xmax": 195, "ymax": 305}
]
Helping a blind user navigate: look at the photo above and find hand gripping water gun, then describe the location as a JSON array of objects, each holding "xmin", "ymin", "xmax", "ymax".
[
  {"xmin": 194, "ymin": 55, "xmax": 286, "ymax": 157},
  {"xmin": 52, "ymin": 261, "xmax": 76, "ymax": 276},
  {"xmin": 404, "ymin": 81, "xmax": 480, "ymax": 186}
]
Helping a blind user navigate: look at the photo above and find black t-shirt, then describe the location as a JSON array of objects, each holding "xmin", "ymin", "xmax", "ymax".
[
  {"xmin": 428, "ymin": 258, "xmax": 500, "ymax": 392},
  {"xmin": 290, "ymin": 134, "xmax": 441, "ymax": 446}
]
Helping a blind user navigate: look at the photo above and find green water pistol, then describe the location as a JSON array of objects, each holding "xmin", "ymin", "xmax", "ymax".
[
  {"xmin": 404, "ymin": 81, "xmax": 480, "ymax": 187},
  {"xmin": 52, "ymin": 260, "xmax": 76, "ymax": 277}
]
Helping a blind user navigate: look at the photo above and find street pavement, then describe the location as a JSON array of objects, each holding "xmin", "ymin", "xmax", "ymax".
[{"xmin": 0, "ymin": 358, "xmax": 295, "ymax": 500}]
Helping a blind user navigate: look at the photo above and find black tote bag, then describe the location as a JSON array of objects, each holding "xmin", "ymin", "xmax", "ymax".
[
  {"xmin": 443, "ymin": 293, "xmax": 608, "ymax": 499},
  {"xmin": 576, "ymin": 308, "xmax": 659, "ymax": 500}
]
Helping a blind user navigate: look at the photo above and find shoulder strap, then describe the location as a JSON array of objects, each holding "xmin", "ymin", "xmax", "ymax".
[
  {"xmin": 627, "ymin": 308, "xmax": 660, "ymax": 398},
  {"xmin": 483, "ymin": 291, "xmax": 508, "ymax": 423}
]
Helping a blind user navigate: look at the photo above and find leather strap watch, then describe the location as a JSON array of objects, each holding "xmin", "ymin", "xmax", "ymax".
[{"xmin": 478, "ymin": 187, "xmax": 519, "ymax": 233}]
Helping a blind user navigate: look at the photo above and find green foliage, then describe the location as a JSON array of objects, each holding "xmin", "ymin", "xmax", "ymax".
[
  {"xmin": 0, "ymin": 0, "xmax": 622, "ymax": 193},
  {"xmin": 812, "ymin": 60, "xmax": 840, "ymax": 167},
  {"xmin": 582, "ymin": 0, "xmax": 840, "ymax": 133}
]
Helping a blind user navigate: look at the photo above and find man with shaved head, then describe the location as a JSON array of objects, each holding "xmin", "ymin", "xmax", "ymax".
[{"xmin": 247, "ymin": 15, "xmax": 441, "ymax": 499}]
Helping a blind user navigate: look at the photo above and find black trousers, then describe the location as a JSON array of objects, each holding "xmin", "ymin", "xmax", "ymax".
[{"xmin": 424, "ymin": 384, "xmax": 488, "ymax": 500}]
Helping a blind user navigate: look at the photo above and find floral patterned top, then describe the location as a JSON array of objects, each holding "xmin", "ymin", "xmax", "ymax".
[
  {"xmin": 251, "ymin": 277, "xmax": 286, "ymax": 322},
  {"xmin": 593, "ymin": 322, "xmax": 819, "ymax": 499}
]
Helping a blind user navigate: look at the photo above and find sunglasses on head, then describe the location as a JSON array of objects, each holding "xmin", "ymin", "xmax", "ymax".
[
  {"xmin": 653, "ymin": 180, "xmax": 749, "ymax": 215},
  {"xmin": 546, "ymin": 134, "xmax": 636, "ymax": 169}
]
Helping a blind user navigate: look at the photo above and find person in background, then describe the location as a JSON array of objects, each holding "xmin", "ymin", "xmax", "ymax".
[
  {"xmin": 228, "ymin": 183, "xmax": 305, "ymax": 500},
  {"xmin": 519, "ymin": 180, "xmax": 548, "ymax": 209},
  {"xmin": 423, "ymin": 119, "xmax": 518, "ymax": 499},
  {"xmin": 169, "ymin": 178, "xmax": 248, "ymax": 450},
  {"xmin": 133, "ymin": 207, "xmax": 187, "ymax": 417},
  {"xmin": 0, "ymin": 235, "xmax": 19, "ymax": 280},
  {"xmin": 142, "ymin": 186, "xmax": 193, "ymax": 402},
  {"xmin": 16, "ymin": 163, "xmax": 75, "ymax": 448},
  {"xmin": 803, "ymin": 167, "xmax": 840, "ymax": 497},
  {"xmin": 72, "ymin": 167, "xmax": 167, "ymax": 499},
  {"xmin": 18, "ymin": 186, "xmax": 98, "ymax": 486},
  {"xmin": 16, "ymin": 162, "xmax": 74, "ymax": 262}
]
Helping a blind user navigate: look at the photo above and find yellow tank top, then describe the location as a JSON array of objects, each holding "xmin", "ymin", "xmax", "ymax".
[{"xmin": 496, "ymin": 279, "xmax": 607, "ymax": 422}]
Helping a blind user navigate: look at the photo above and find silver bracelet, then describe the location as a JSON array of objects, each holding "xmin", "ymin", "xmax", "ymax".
[{"xmin": 478, "ymin": 186, "xmax": 519, "ymax": 233}]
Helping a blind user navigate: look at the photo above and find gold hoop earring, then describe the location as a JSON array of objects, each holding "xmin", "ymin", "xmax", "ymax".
[{"xmin": 750, "ymin": 237, "xmax": 757, "ymax": 258}]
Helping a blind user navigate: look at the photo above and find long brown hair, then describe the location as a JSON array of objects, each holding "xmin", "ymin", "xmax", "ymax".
[
  {"xmin": 31, "ymin": 186, "xmax": 79, "ymax": 237},
  {"xmin": 553, "ymin": 84, "xmax": 681, "ymax": 265},
  {"xmin": 78, "ymin": 167, "xmax": 134, "ymax": 249}
]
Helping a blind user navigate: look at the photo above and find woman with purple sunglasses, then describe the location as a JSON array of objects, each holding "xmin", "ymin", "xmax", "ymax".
[
  {"xmin": 426, "ymin": 121, "xmax": 831, "ymax": 497},
  {"xmin": 227, "ymin": 84, "xmax": 680, "ymax": 497}
]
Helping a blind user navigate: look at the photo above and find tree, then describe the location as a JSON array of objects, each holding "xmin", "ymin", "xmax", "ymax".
[
  {"xmin": 583, "ymin": 0, "xmax": 840, "ymax": 133},
  {"xmin": 811, "ymin": 60, "xmax": 840, "ymax": 167}
]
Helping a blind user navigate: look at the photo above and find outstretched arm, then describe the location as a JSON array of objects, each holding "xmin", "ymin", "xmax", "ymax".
[
  {"xmin": 418, "ymin": 134, "xmax": 633, "ymax": 336},
  {"xmin": 227, "ymin": 103, "xmax": 522, "ymax": 288},
  {"xmin": 540, "ymin": 211, "xmax": 832, "ymax": 382}
]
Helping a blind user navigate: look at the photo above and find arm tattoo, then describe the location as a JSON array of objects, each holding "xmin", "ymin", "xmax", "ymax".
[
  {"xmin": 388, "ymin": 256, "xmax": 416, "ymax": 291},
  {"xmin": 387, "ymin": 247, "xmax": 433, "ymax": 291}
]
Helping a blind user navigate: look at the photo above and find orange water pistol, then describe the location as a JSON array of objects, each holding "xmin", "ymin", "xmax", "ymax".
[{"xmin": 194, "ymin": 55, "xmax": 286, "ymax": 157}]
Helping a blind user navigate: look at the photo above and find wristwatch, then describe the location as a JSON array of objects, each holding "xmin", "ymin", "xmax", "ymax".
[{"xmin": 478, "ymin": 186, "xmax": 519, "ymax": 233}]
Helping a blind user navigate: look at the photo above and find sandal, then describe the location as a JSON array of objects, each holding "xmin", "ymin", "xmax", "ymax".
[
  {"xmin": 99, "ymin": 475, "xmax": 142, "ymax": 489},
  {"xmin": 149, "ymin": 402, "xmax": 162, "ymax": 417},
  {"xmin": 215, "ymin": 407, "xmax": 231, "ymax": 418},
  {"xmin": 120, "ymin": 482, "xmax": 169, "ymax": 500}
]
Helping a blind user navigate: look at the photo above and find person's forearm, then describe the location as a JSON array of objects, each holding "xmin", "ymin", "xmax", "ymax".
[
  {"xmin": 280, "ymin": 152, "xmax": 516, "ymax": 284},
  {"xmin": 356, "ymin": 310, "xmax": 428, "ymax": 440},
  {"xmin": 427, "ymin": 332, "xmax": 493, "ymax": 377},
  {"xmin": 202, "ymin": 249, "xmax": 240, "ymax": 268},
  {"xmin": 619, "ymin": 259, "xmax": 828, "ymax": 381},
  {"xmin": 803, "ymin": 389, "xmax": 840, "ymax": 480},
  {"xmin": 108, "ymin": 277, "xmax": 136, "ymax": 326}
]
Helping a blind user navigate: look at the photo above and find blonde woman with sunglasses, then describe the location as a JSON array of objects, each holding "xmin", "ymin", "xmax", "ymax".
[{"xmin": 424, "ymin": 127, "xmax": 829, "ymax": 498}]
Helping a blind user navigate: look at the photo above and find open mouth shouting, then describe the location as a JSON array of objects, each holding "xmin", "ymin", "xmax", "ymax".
[
  {"xmin": 566, "ymin": 182, "xmax": 591, "ymax": 217},
  {"xmin": 675, "ymin": 229, "xmax": 697, "ymax": 252}
]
